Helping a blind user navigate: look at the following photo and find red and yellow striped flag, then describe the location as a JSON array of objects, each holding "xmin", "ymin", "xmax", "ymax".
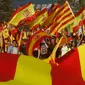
[
  {"xmin": 50, "ymin": 1, "xmax": 75, "ymax": 35},
  {"xmin": 9, "ymin": 2, "xmax": 35, "ymax": 26},
  {"xmin": 26, "ymin": 30, "xmax": 51, "ymax": 56}
]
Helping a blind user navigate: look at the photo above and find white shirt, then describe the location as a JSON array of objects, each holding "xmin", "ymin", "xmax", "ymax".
[{"xmin": 61, "ymin": 46, "xmax": 71, "ymax": 56}]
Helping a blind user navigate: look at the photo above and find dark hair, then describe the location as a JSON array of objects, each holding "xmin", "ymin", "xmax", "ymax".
[{"xmin": 40, "ymin": 42, "xmax": 45, "ymax": 47}]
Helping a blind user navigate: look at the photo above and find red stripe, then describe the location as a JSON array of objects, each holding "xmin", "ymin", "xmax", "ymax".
[
  {"xmin": 0, "ymin": 53, "xmax": 20, "ymax": 82},
  {"xmin": 15, "ymin": 2, "xmax": 32, "ymax": 14},
  {"xmin": 11, "ymin": 6, "xmax": 23, "ymax": 20},
  {"xmin": 57, "ymin": 3, "xmax": 68, "ymax": 15},
  {"xmin": 53, "ymin": 17, "xmax": 74, "ymax": 35},
  {"xmin": 56, "ymin": 17, "xmax": 74, "ymax": 32},
  {"xmin": 75, "ymin": 7, "xmax": 85, "ymax": 17},
  {"xmin": 49, "ymin": 4, "xmax": 60, "ymax": 16},
  {"xmin": 51, "ymin": 48, "xmax": 85, "ymax": 85},
  {"xmin": 50, "ymin": 22, "xmax": 59, "ymax": 33},
  {"xmin": 27, "ymin": 8, "xmax": 47, "ymax": 25},
  {"xmin": 9, "ymin": 2, "xmax": 32, "ymax": 23},
  {"xmin": 26, "ymin": 30, "xmax": 44, "ymax": 54},
  {"xmin": 53, "ymin": 3, "xmax": 68, "ymax": 21},
  {"xmin": 31, "ymin": 24, "xmax": 40, "ymax": 30},
  {"xmin": 50, "ymin": 14, "xmax": 74, "ymax": 33},
  {"xmin": 55, "ymin": 8, "xmax": 71, "ymax": 21},
  {"xmin": 73, "ymin": 19, "xmax": 85, "ymax": 32},
  {"xmin": 36, "ymin": 8, "xmax": 47, "ymax": 16},
  {"xmin": 32, "ymin": 35, "xmax": 51, "ymax": 55},
  {"xmin": 18, "ymin": 14, "xmax": 36, "ymax": 26}
]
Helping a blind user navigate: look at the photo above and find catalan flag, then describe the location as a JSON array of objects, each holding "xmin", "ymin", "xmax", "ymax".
[
  {"xmin": 26, "ymin": 30, "xmax": 51, "ymax": 56},
  {"xmin": 50, "ymin": 1, "xmax": 75, "ymax": 35},
  {"xmin": 1, "ymin": 44, "xmax": 85, "ymax": 85},
  {"xmin": 9, "ymin": 2, "xmax": 35, "ymax": 26},
  {"xmin": 73, "ymin": 7, "xmax": 85, "ymax": 32}
]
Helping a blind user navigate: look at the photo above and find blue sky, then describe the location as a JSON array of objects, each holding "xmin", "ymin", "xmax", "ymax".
[{"xmin": 12, "ymin": 0, "xmax": 56, "ymax": 8}]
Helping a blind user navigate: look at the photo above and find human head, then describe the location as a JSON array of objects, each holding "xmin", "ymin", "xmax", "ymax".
[{"xmin": 12, "ymin": 40, "xmax": 17, "ymax": 47}]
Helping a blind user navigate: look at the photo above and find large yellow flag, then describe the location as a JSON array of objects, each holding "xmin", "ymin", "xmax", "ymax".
[{"xmin": 9, "ymin": 2, "xmax": 35, "ymax": 26}]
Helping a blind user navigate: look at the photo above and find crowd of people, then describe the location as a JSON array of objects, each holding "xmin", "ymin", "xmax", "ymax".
[{"xmin": 0, "ymin": 22, "xmax": 85, "ymax": 60}]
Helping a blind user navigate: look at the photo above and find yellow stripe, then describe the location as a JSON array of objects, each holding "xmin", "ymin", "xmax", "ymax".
[
  {"xmin": 0, "ymin": 55, "xmax": 52, "ymax": 85},
  {"xmin": 55, "ymin": 3, "xmax": 68, "ymax": 18},
  {"xmin": 57, "ymin": 11, "xmax": 72, "ymax": 23},
  {"xmin": 51, "ymin": 15, "xmax": 74, "ymax": 35},
  {"xmin": 78, "ymin": 44, "xmax": 85, "ymax": 81},
  {"xmin": 58, "ymin": 19, "xmax": 74, "ymax": 32},
  {"xmin": 45, "ymin": 8, "xmax": 59, "ymax": 26}
]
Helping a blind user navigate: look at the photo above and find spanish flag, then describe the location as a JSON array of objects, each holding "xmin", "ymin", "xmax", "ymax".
[
  {"xmin": 28, "ymin": 8, "xmax": 48, "ymax": 29},
  {"xmin": 9, "ymin": 2, "xmax": 35, "ymax": 26},
  {"xmin": 1, "ymin": 44, "xmax": 85, "ymax": 85},
  {"xmin": 73, "ymin": 7, "xmax": 85, "ymax": 32},
  {"xmin": 26, "ymin": 30, "xmax": 51, "ymax": 56},
  {"xmin": 50, "ymin": 1, "xmax": 75, "ymax": 35}
]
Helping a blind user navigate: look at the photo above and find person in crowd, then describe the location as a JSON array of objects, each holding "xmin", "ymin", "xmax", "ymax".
[
  {"xmin": 7, "ymin": 40, "xmax": 18, "ymax": 54},
  {"xmin": 33, "ymin": 47, "xmax": 39, "ymax": 58},
  {"xmin": 50, "ymin": 36, "xmax": 62, "ymax": 58},
  {"xmin": 71, "ymin": 40, "xmax": 77, "ymax": 49},
  {"xmin": 61, "ymin": 43, "xmax": 71, "ymax": 57},
  {"xmin": 0, "ymin": 47, "xmax": 4, "ymax": 53},
  {"xmin": 20, "ymin": 39, "xmax": 27, "ymax": 55},
  {"xmin": 49, "ymin": 36, "xmax": 56, "ymax": 53},
  {"xmin": 38, "ymin": 42, "xmax": 50, "ymax": 59}
]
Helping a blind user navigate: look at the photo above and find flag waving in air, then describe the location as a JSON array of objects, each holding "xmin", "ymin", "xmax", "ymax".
[
  {"xmin": 73, "ymin": 7, "xmax": 85, "ymax": 32},
  {"xmin": 50, "ymin": 1, "xmax": 75, "ymax": 36},
  {"xmin": 9, "ymin": 2, "xmax": 35, "ymax": 26},
  {"xmin": 28, "ymin": 8, "xmax": 48, "ymax": 29},
  {"xmin": 26, "ymin": 30, "xmax": 51, "ymax": 56}
]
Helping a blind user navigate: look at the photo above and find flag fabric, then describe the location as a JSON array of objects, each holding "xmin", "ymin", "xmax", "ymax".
[
  {"xmin": 43, "ymin": 4, "xmax": 60, "ymax": 27},
  {"xmin": 50, "ymin": 1, "xmax": 75, "ymax": 36},
  {"xmin": 1, "ymin": 44, "xmax": 85, "ymax": 85},
  {"xmin": 28, "ymin": 8, "xmax": 48, "ymax": 29},
  {"xmin": 18, "ymin": 13, "xmax": 36, "ymax": 26},
  {"xmin": 0, "ymin": 25, "xmax": 3, "ymax": 47},
  {"xmin": 9, "ymin": 2, "xmax": 35, "ymax": 26},
  {"xmin": 2, "ymin": 27, "xmax": 9, "ymax": 39},
  {"xmin": 10, "ymin": 27, "xmax": 18, "ymax": 37},
  {"xmin": 54, "ymin": 44, "xmax": 85, "ymax": 85},
  {"xmin": 0, "ymin": 53, "xmax": 52, "ymax": 85},
  {"xmin": 26, "ymin": 30, "xmax": 51, "ymax": 56},
  {"xmin": 73, "ymin": 7, "xmax": 85, "ymax": 32},
  {"xmin": 44, "ymin": 35, "xmax": 67, "ymax": 63}
]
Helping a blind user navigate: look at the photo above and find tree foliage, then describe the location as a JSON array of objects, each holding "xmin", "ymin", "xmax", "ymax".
[{"xmin": 0, "ymin": 0, "xmax": 13, "ymax": 22}]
